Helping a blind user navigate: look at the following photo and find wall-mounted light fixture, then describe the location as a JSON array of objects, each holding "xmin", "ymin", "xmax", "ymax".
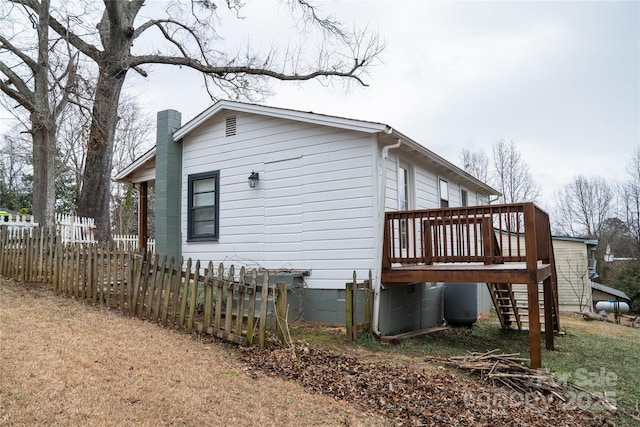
[{"xmin": 248, "ymin": 171, "xmax": 259, "ymax": 188}]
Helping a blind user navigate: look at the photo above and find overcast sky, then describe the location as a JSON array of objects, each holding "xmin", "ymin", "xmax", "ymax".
[
  {"xmin": 3, "ymin": 0, "xmax": 637, "ymax": 211},
  {"xmin": 126, "ymin": 0, "xmax": 639, "ymax": 211}
]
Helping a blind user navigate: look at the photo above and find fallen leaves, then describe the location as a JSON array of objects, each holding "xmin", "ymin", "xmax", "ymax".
[{"xmin": 240, "ymin": 343, "xmax": 610, "ymax": 426}]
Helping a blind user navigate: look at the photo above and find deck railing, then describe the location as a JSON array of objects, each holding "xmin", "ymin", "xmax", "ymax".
[{"xmin": 382, "ymin": 202, "xmax": 553, "ymax": 269}]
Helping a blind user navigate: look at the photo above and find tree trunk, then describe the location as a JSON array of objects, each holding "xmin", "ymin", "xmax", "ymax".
[
  {"xmin": 76, "ymin": 65, "xmax": 126, "ymax": 241},
  {"xmin": 76, "ymin": 2, "xmax": 136, "ymax": 241},
  {"xmin": 30, "ymin": 0, "xmax": 56, "ymax": 229},
  {"xmin": 30, "ymin": 118, "xmax": 56, "ymax": 228}
]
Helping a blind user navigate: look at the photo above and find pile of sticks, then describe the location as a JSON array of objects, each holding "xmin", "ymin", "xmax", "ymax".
[
  {"xmin": 428, "ymin": 349, "xmax": 621, "ymax": 415},
  {"xmin": 428, "ymin": 350, "xmax": 566, "ymax": 398}
]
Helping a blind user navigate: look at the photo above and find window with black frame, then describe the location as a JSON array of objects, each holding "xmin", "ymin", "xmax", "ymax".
[{"xmin": 187, "ymin": 170, "xmax": 219, "ymax": 241}]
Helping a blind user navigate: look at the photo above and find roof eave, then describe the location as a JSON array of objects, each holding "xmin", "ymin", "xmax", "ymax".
[
  {"xmin": 114, "ymin": 146, "xmax": 156, "ymax": 183},
  {"xmin": 389, "ymin": 129, "xmax": 501, "ymax": 197},
  {"xmin": 173, "ymin": 100, "xmax": 387, "ymax": 140}
]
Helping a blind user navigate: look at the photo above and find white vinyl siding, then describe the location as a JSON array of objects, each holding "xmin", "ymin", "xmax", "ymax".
[
  {"xmin": 385, "ymin": 153, "xmax": 482, "ymax": 211},
  {"xmin": 180, "ymin": 112, "xmax": 376, "ymax": 289},
  {"xmin": 415, "ymin": 168, "xmax": 439, "ymax": 208},
  {"xmin": 178, "ymin": 111, "xmax": 495, "ymax": 289}
]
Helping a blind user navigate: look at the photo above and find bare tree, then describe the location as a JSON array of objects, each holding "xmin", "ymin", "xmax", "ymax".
[
  {"xmin": 553, "ymin": 175, "xmax": 615, "ymax": 238},
  {"xmin": 0, "ymin": 128, "xmax": 32, "ymax": 210},
  {"xmin": 56, "ymin": 108, "xmax": 89, "ymax": 211},
  {"xmin": 0, "ymin": 0, "xmax": 80, "ymax": 227},
  {"xmin": 492, "ymin": 139, "xmax": 540, "ymax": 204},
  {"xmin": 111, "ymin": 98, "xmax": 153, "ymax": 235},
  {"xmin": 459, "ymin": 148, "xmax": 490, "ymax": 184},
  {"xmin": 621, "ymin": 146, "xmax": 640, "ymax": 254},
  {"xmin": 460, "ymin": 139, "xmax": 540, "ymax": 204},
  {"xmin": 559, "ymin": 257, "xmax": 591, "ymax": 312},
  {"xmin": 55, "ymin": 94, "xmax": 153, "ymax": 231},
  {"xmin": 17, "ymin": 0, "xmax": 382, "ymax": 240}
]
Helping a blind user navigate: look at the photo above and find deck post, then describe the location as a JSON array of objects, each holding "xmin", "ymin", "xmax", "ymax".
[
  {"xmin": 527, "ymin": 281, "xmax": 542, "ymax": 369},
  {"xmin": 481, "ymin": 217, "xmax": 495, "ymax": 264},
  {"xmin": 381, "ymin": 214, "xmax": 391, "ymax": 270},
  {"xmin": 543, "ymin": 276, "xmax": 555, "ymax": 350},
  {"xmin": 523, "ymin": 203, "xmax": 542, "ymax": 369}
]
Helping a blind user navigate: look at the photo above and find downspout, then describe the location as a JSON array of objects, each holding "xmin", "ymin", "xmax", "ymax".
[{"xmin": 372, "ymin": 132, "xmax": 402, "ymax": 336}]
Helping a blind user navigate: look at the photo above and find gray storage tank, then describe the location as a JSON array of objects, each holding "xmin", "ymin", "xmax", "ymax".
[{"xmin": 444, "ymin": 283, "xmax": 492, "ymax": 325}]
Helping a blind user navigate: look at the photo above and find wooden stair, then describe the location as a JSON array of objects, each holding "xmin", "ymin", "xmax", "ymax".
[{"xmin": 487, "ymin": 283, "xmax": 560, "ymax": 333}]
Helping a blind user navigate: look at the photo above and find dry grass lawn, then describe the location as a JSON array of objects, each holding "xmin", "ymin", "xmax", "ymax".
[{"xmin": 0, "ymin": 280, "xmax": 384, "ymax": 426}]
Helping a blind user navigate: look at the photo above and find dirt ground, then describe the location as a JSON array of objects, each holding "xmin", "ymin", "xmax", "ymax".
[
  {"xmin": 0, "ymin": 280, "xmax": 384, "ymax": 426},
  {"xmin": 1, "ymin": 280, "xmax": 616, "ymax": 426}
]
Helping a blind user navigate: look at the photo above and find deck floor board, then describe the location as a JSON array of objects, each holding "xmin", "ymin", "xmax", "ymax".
[{"xmin": 381, "ymin": 262, "xmax": 551, "ymax": 285}]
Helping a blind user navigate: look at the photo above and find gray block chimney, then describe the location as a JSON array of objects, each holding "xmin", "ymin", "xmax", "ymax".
[{"xmin": 154, "ymin": 109, "xmax": 182, "ymax": 259}]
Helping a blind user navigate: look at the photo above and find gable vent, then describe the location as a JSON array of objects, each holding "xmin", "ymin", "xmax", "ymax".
[{"xmin": 225, "ymin": 115, "xmax": 237, "ymax": 137}]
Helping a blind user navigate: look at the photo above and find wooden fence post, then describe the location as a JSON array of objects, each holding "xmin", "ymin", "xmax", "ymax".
[
  {"xmin": 203, "ymin": 261, "xmax": 214, "ymax": 329},
  {"xmin": 161, "ymin": 257, "xmax": 177, "ymax": 325},
  {"xmin": 346, "ymin": 270, "xmax": 373, "ymax": 341},
  {"xmin": 187, "ymin": 260, "xmax": 200, "ymax": 332},
  {"xmin": 178, "ymin": 258, "xmax": 192, "ymax": 330},
  {"xmin": 213, "ymin": 263, "xmax": 224, "ymax": 333},
  {"xmin": 224, "ymin": 265, "xmax": 234, "ymax": 334},
  {"xmin": 258, "ymin": 270, "xmax": 269, "ymax": 349},
  {"xmin": 53, "ymin": 240, "xmax": 59, "ymax": 292},
  {"xmin": 234, "ymin": 268, "xmax": 246, "ymax": 337},
  {"xmin": 345, "ymin": 271, "xmax": 357, "ymax": 341},
  {"xmin": 168, "ymin": 257, "xmax": 184, "ymax": 327},
  {"xmin": 364, "ymin": 269, "xmax": 373, "ymax": 332},
  {"xmin": 275, "ymin": 282, "xmax": 289, "ymax": 345},
  {"xmin": 246, "ymin": 268, "xmax": 257, "ymax": 346}
]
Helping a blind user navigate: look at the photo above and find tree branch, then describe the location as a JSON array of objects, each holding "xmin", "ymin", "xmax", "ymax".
[
  {"xmin": 0, "ymin": 60, "xmax": 35, "ymax": 110},
  {"xmin": 0, "ymin": 79, "xmax": 33, "ymax": 113},
  {"xmin": 52, "ymin": 51, "xmax": 80, "ymax": 121},
  {"xmin": 152, "ymin": 20, "xmax": 194, "ymax": 59},
  {"xmin": 0, "ymin": 34, "xmax": 38, "ymax": 71},
  {"xmin": 293, "ymin": 0, "xmax": 348, "ymax": 39},
  {"xmin": 46, "ymin": 12, "xmax": 102, "ymax": 61},
  {"xmin": 129, "ymin": 54, "xmax": 368, "ymax": 86}
]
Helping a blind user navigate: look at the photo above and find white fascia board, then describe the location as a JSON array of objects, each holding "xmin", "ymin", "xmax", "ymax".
[
  {"xmin": 114, "ymin": 146, "xmax": 156, "ymax": 183},
  {"xmin": 173, "ymin": 100, "xmax": 388, "ymax": 140},
  {"xmin": 389, "ymin": 129, "xmax": 501, "ymax": 197}
]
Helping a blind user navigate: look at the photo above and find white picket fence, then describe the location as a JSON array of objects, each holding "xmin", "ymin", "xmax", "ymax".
[
  {"xmin": 0, "ymin": 213, "xmax": 38, "ymax": 236},
  {"xmin": 1, "ymin": 213, "xmax": 154, "ymax": 251},
  {"xmin": 112, "ymin": 234, "xmax": 156, "ymax": 253},
  {"xmin": 56, "ymin": 213, "xmax": 96, "ymax": 244}
]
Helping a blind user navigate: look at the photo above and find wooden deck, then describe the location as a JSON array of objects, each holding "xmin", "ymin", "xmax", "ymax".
[
  {"xmin": 381, "ymin": 262, "xmax": 551, "ymax": 285},
  {"xmin": 381, "ymin": 202, "xmax": 559, "ymax": 369}
]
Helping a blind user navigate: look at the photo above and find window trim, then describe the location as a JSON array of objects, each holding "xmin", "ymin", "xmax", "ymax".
[
  {"xmin": 187, "ymin": 170, "xmax": 220, "ymax": 242},
  {"xmin": 439, "ymin": 178, "xmax": 449, "ymax": 208},
  {"xmin": 460, "ymin": 188, "xmax": 469, "ymax": 207},
  {"xmin": 398, "ymin": 161, "xmax": 411, "ymax": 211},
  {"xmin": 398, "ymin": 160, "xmax": 413, "ymax": 250}
]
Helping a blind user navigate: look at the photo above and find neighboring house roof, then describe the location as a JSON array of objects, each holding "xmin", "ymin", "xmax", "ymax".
[
  {"xmin": 591, "ymin": 282, "xmax": 631, "ymax": 301},
  {"xmin": 551, "ymin": 236, "xmax": 598, "ymax": 246},
  {"xmin": 115, "ymin": 100, "xmax": 500, "ymax": 196},
  {"xmin": 0, "ymin": 208, "xmax": 18, "ymax": 216}
]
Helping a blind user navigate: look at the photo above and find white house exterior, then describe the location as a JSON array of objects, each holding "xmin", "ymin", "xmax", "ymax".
[{"xmin": 116, "ymin": 100, "xmax": 499, "ymax": 334}]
